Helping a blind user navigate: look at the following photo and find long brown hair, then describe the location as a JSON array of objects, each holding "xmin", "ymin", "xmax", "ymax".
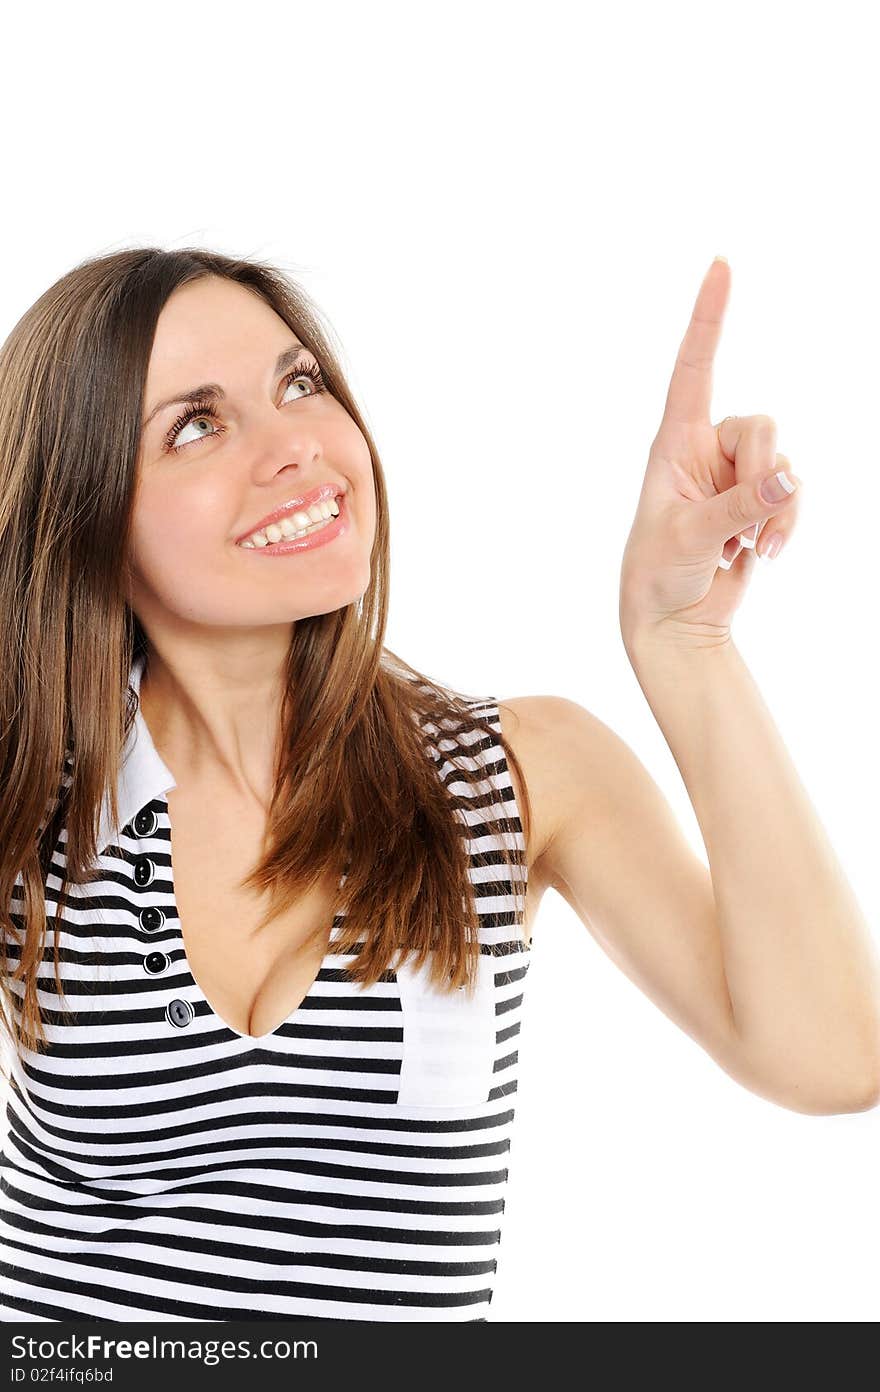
[{"xmin": 0, "ymin": 246, "xmax": 531, "ymax": 1063}]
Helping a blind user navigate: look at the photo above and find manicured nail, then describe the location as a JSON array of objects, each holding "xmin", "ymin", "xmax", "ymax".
[
  {"xmin": 739, "ymin": 523, "xmax": 759, "ymax": 548},
  {"xmin": 719, "ymin": 540, "xmax": 742, "ymax": 570},
  {"xmin": 759, "ymin": 532, "xmax": 783, "ymax": 561},
  {"xmin": 759, "ymin": 470, "xmax": 798, "ymax": 505}
]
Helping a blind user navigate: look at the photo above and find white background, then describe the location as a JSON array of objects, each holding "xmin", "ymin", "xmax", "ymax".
[{"xmin": 2, "ymin": 0, "xmax": 879, "ymax": 1322}]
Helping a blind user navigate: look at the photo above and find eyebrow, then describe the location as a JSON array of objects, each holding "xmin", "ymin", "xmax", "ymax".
[{"xmin": 142, "ymin": 343, "xmax": 311, "ymax": 430}]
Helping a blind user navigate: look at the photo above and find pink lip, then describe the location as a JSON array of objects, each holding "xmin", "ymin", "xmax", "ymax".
[
  {"xmin": 234, "ymin": 482, "xmax": 345, "ymax": 545},
  {"xmin": 239, "ymin": 492, "xmax": 349, "ymax": 557}
]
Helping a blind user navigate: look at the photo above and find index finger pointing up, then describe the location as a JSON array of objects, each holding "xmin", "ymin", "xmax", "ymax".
[{"xmin": 661, "ymin": 257, "xmax": 731, "ymax": 426}]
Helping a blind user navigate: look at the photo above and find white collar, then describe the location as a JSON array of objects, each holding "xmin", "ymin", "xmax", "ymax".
[{"xmin": 96, "ymin": 652, "xmax": 178, "ymax": 855}]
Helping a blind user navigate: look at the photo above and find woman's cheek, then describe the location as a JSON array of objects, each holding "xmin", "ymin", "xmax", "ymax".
[{"xmin": 130, "ymin": 496, "xmax": 202, "ymax": 595}]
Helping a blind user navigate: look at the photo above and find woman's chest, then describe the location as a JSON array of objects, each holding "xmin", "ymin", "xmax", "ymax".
[{"xmin": 165, "ymin": 786, "xmax": 344, "ymax": 1039}]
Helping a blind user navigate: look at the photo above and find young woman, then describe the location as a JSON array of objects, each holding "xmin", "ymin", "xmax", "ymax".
[{"xmin": 0, "ymin": 249, "xmax": 877, "ymax": 1323}]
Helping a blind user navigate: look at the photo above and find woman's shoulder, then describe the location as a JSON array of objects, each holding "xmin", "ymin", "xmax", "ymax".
[{"xmin": 493, "ymin": 694, "xmax": 587, "ymax": 881}]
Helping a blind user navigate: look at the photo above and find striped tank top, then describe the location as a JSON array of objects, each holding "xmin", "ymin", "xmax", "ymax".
[{"xmin": 0, "ymin": 655, "xmax": 531, "ymax": 1322}]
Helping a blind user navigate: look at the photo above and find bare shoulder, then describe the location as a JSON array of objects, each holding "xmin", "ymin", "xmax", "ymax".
[{"xmin": 495, "ymin": 693, "xmax": 602, "ymax": 883}]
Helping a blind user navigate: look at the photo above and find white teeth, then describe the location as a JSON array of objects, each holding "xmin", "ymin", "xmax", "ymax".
[{"xmin": 240, "ymin": 496, "xmax": 341, "ymax": 549}]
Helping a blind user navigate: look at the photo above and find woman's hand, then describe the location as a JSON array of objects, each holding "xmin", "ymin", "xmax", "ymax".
[{"xmin": 619, "ymin": 257, "xmax": 802, "ymax": 653}]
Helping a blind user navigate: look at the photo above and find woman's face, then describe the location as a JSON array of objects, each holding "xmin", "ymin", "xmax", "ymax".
[{"xmin": 126, "ymin": 275, "xmax": 376, "ymax": 638}]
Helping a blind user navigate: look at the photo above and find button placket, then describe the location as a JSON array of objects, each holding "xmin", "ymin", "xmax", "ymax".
[{"xmin": 131, "ymin": 803, "xmax": 192, "ymax": 1029}]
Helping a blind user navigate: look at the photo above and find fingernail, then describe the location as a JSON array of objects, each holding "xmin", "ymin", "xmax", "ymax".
[
  {"xmin": 739, "ymin": 523, "xmax": 759, "ymax": 548},
  {"xmin": 759, "ymin": 470, "xmax": 798, "ymax": 505},
  {"xmin": 719, "ymin": 540, "xmax": 742, "ymax": 570},
  {"xmin": 759, "ymin": 532, "xmax": 783, "ymax": 561}
]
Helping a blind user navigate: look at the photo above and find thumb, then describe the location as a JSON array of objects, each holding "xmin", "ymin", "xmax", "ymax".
[{"xmin": 709, "ymin": 467, "xmax": 800, "ymax": 542}]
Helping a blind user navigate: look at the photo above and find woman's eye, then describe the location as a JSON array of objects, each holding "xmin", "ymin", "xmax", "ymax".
[
  {"xmin": 173, "ymin": 416, "xmax": 218, "ymax": 449},
  {"xmin": 282, "ymin": 373, "xmax": 316, "ymax": 402}
]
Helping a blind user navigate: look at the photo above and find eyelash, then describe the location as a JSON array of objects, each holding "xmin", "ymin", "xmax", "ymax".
[{"xmin": 163, "ymin": 359, "xmax": 327, "ymax": 453}]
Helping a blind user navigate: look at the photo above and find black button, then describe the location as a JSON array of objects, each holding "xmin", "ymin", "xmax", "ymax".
[
  {"xmin": 133, "ymin": 856, "xmax": 155, "ymax": 888},
  {"xmin": 166, "ymin": 998, "xmax": 194, "ymax": 1029},
  {"xmin": 144, "ymin": 951, "xmax": 169, "ymax": 974},
  {"xmin": 139, "ymin": 905, "xmax": 165, "ymax": 933},
  {"xmin": 134, "ymin": 807, "xmax": 159, "ymax": 837}
]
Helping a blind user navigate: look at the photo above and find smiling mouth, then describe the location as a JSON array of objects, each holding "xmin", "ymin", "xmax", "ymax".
[
  {"xmin": 234, "ymin": 481, "xmax": 345, "ymax": 546},
  {"xmin": 238, "ymin": 495, "xmax": 342, "ymax": 548}
]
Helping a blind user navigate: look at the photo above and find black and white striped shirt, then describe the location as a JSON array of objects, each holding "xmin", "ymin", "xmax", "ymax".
[{"xmin": 0, "ymin": 654, "xmax": 531, "ymax": 1322}]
